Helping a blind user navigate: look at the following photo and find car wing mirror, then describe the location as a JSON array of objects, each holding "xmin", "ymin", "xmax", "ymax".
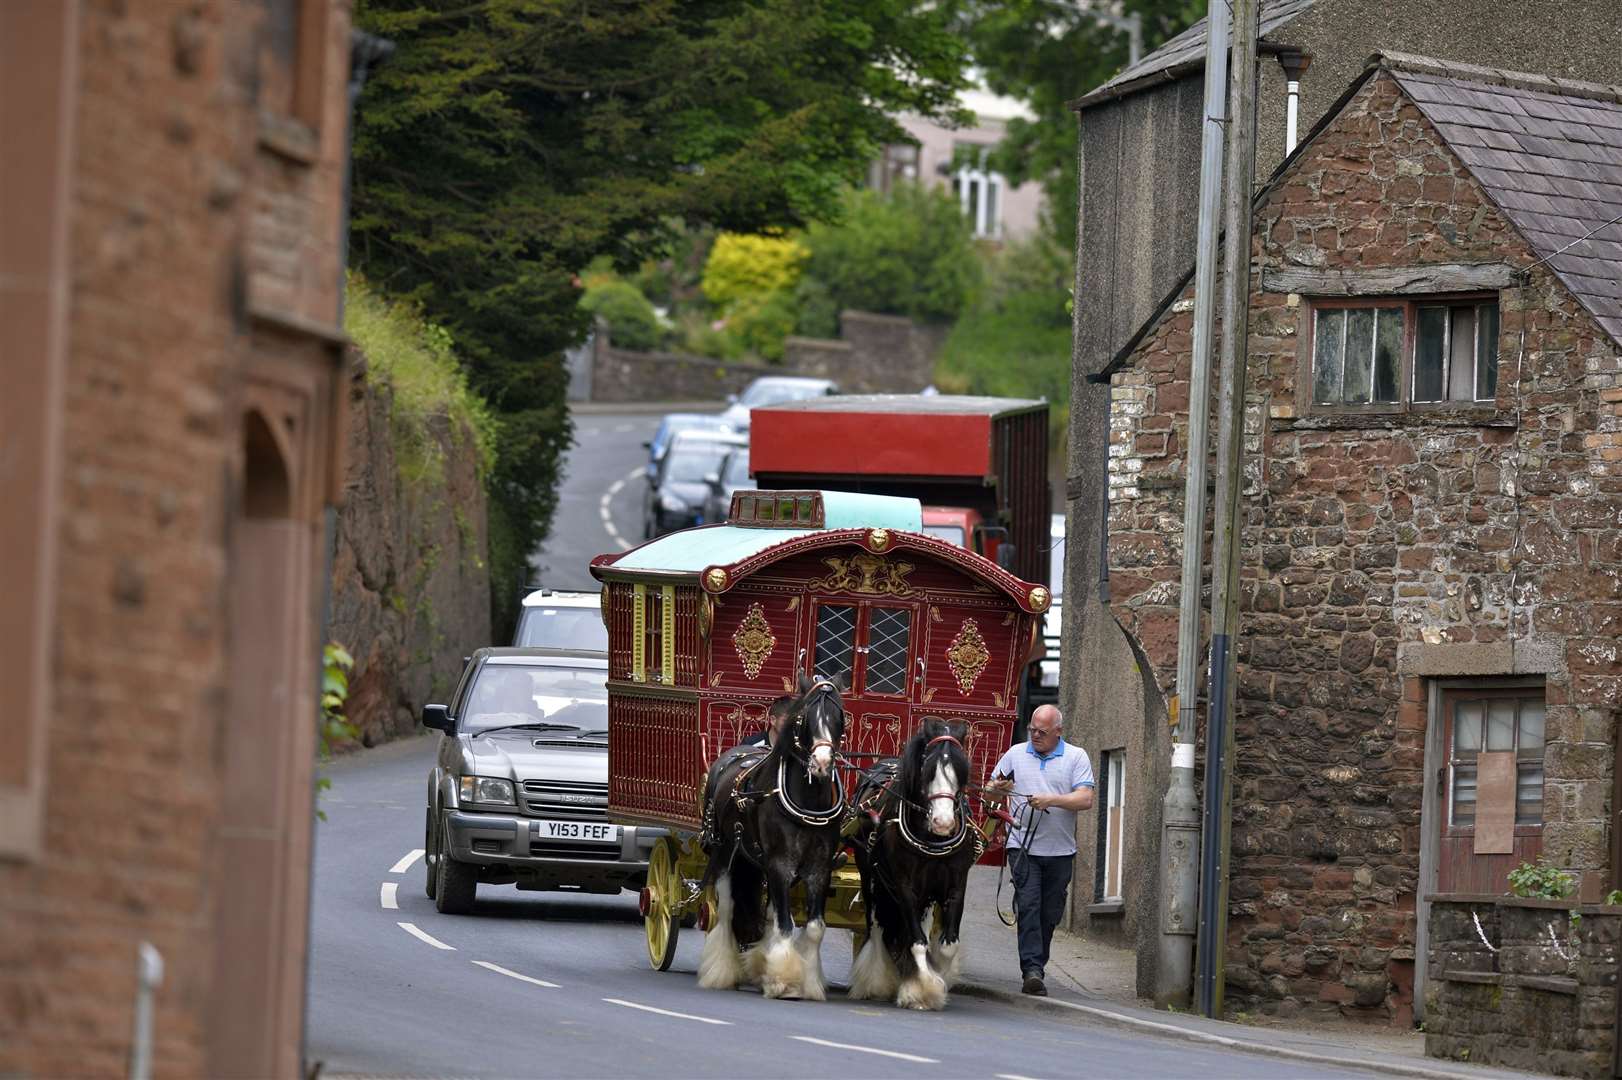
[
  {"xmin": 704, "ymin": 472, "xmax": 721, "ymax": 488},
  {"xmin": 725, "ymin": 393, "xmax": 738, "ymax": 404},
  {"xmin": 422, "ymin": 703, "xmax": 454, "ymax": 733},
  {"xmin": 640, "ymin": 440, "xmax": 652, "ymax": 450}
]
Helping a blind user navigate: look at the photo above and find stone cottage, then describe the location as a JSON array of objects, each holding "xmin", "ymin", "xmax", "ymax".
[
  {"xmin": 1060, "ymin": 0, "xmax": 1622, "ymax": 1006},
  {"xmin": 1098, "ymin": 52, "xmax": 1622, "ymax": 1024}
]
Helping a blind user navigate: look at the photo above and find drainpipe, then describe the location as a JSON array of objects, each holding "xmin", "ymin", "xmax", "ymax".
[
  {"xmin": 1157, "ymin": 0, "xmax": 1231, "ymax": 1010},
  {"xmin": 1277, "ymin": 49, "xmax": 1311, "ymax": 155}
]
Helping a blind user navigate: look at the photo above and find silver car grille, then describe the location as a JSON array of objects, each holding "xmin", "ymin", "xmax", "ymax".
[{"xmin": 521, "ymin": 779, "xmax": 609, "ymax": 821}]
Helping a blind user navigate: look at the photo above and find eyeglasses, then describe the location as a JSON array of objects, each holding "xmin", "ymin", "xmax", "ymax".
[{"xmin": 1030, "ymin": 726, "xmax": 1061, "ymax": 738}]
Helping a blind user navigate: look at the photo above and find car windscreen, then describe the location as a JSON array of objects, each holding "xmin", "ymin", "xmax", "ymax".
[
  {"xmin": 742, "ymin": 380, "xmax": 822, "ymax": 407},
  {"xmin": 923, "ymin": 523, "xmax": 966, "ymax": 547},
  {"xmin": 461, "ymin": 663, "xmax": 608, "ymax": 733},
  {"xmin": 662, "ymin": 443, "xmax": 729, "ymax": 483},
  {"xmin": 723, "ymin": 450, "xmax": 751, "ymax": 485},
  {"xmin": 516, "ymin": 608, "xmax": 609, "ymax": 651}
]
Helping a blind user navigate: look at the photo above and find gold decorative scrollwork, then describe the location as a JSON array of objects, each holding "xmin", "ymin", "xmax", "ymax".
[
  {"xmin": 1029, "ymin": 586, "xmax": 1050, "ymax": 612},
  {"xmin": 945, "ymin": 618, "xmax": 991, "ymax": 695},
  {"xmin": 732, "ymin": 603, "xmax": 776, "ymax": 680},
  {"xmin": 806, "ymin": 553, "xmax": 916, "ymax": 597},
  {"xmin": 868, "ymin": 528, "xmax": 890, "ymax": 551},
  {"xmin": 705, "ymin": 567, "xmax": 728, "ymax": 591}
]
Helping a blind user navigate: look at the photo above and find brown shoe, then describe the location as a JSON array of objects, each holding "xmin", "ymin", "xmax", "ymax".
[{"xmin": 1022, "ymin": 974, "xmax": 1048, "ymax": 996}]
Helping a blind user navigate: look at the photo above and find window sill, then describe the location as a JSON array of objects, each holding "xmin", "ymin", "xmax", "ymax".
[
  {"xmin": 1087, "ymin": 900, "xmax": 1125, "ymax": 916},
  {"xmin": 1273, "ymin": 407, "xmax": 1515, "ymax": 433},
  {"xmin": 258, "ymin": 112, "xmax": 319, "ymax": 166}
]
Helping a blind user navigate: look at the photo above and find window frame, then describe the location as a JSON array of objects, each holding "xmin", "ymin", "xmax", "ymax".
[
  {"xmin": 856, "ymin": 603, "xmax": 915, "ymax": 700},
  {"xmin": 1097, "ymin": 750, "xmax": 1126, "ymax": 902},
  {"xmin": 1299, "ymin": 292, "xmax": 1502, "ymax": 416},
  {"xmin": 1442, "ymin": 685, "xmax": 1546, "ymax": 838}
]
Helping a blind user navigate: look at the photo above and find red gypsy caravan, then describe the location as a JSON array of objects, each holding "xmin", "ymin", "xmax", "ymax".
[{"xmin": 590, "ymin": 489, "xmax": 1049, "ymax": 970}]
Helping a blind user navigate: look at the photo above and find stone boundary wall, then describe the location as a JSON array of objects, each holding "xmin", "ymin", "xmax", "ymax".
[
  {"xmin": 328, "ymin": 358, "xmax": 492, "ymax": 745},
  {"xmin": 1426, "ymin": 896, "xmax": 1620, "ymax": 1077},
  {"xmin": 588, "ymin": 309, "xmax": 943, "ymax": 402}
]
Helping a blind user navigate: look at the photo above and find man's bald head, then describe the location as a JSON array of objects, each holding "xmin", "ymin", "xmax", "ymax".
[{"xmin": 1031, "ymin": 704, "xmax": 1063, "ymax": 731}]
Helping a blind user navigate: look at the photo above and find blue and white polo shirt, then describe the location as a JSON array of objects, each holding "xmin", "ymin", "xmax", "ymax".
[{"xmin": 993, "ymin": 738, "xmax": 1095, "ymax": 857}]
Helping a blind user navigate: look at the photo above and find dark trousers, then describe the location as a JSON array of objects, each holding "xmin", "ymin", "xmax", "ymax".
[{"xmin": 1009, "ymin": 849, "xmax": 1073, "ymax": 977}]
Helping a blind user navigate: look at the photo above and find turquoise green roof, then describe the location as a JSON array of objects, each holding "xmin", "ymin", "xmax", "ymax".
[{"xmin": 605, "ymin": 491, "xmax": 921, "ymax": 575}]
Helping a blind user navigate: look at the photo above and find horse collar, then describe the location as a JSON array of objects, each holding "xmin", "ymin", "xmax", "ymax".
[
  {"xmin": 774, "ymin": 758, "xmax": 845, "ymax": 827},
  {"xmin": 893, "ymin": 796, "xmax": 973, "ymax": 857}
]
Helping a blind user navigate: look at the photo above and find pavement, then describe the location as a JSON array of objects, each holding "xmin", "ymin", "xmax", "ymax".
[{"xmin": 949, "ymin": 866, "xmax": 1542, "ymax": 1080}]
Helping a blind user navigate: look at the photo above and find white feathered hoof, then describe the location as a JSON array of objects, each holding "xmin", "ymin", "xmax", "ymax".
[
  {"xmin": 896, "ymin": 944, "xmax": 948, "ymax": 1011},
  {"xmin": 928, "ymin": 938, "xmax": 962, "ymax": 988},
  {"xmin": 794, "ymin": 920, "xmax": 827, "ymax": 1002},
  {"xmin": 847, "ymin": 934, "xmax": 900, "ymax": 1001},
  {"xmin": 696, "ymin": 876, "xmax": 744, "ymax": 990},
  {"xmin": 760, "ymin": 926, "xmax": 805, "ymax": 1000}
]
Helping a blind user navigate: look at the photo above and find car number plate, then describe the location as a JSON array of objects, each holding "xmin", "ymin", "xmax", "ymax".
[{"xmin": 536, "ymin": 819, "xmax": 620, "ymax": 844}]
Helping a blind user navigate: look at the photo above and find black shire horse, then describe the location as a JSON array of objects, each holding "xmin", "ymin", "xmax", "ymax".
[
  {"xmin": 849, "ymin": 716, "xmax": 977, "ymax": 1010},
  {"xmin": 697, "ymin": 673, "xmax": 849, "ymax": 1000}
]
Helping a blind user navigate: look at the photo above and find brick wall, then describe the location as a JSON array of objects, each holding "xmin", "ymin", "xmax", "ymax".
[
  {"xmin": 0, "ymin": 2, "xmax": 350, "ymax": 1075},
  {"xmin": 1105, "ymin": 71, "xmax": 1622, "ymax": 1020}
]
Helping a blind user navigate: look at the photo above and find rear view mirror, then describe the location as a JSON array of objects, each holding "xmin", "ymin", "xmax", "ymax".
[{"xmin": 422, "ymin": 703, "xmax": 454, "ymax": 733}]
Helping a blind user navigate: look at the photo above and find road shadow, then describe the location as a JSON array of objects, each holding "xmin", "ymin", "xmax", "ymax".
[{"xmin": 464, "ymin": 887, "xmax": 642, "ymax": 924}]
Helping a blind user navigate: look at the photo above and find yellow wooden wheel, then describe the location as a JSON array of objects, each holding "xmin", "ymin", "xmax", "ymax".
[{"xmin": 643, "ymin": 836, "xmax": 683, "ymax": 971}]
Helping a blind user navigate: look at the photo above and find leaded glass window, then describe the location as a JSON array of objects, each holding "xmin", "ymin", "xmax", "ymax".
[
  {"xmin": 813, "ymin": 604, "xmax": 856, "ymax": 684},
  {"xmin": 864, "ymin": 607, "xmax": 912, "ymax": 696}
]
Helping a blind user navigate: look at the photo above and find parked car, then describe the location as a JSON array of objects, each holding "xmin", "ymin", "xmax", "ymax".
[
  {"xmin": 513, "ymin": 589, "xmax": 607, "ymax": 652},
  {"xmin": 420, "ymin": 648, "xmax": 659, "ymax": 914},
  {"xmin": 701, "ymin": 445, "xmax": 751, "ymax": 527},
  {"xmin": 716, "ymin": 375, "xmax": 838, "ymax": 431},
  {"xmin": 643, "ymin": 429, "xmax": 746, "ymax": 538},
  {"xmin": 642, "ymin": 413, "xmax": 736, "ymax": 483}
]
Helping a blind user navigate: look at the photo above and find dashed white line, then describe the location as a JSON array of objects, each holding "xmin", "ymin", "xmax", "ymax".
[
  {"xmin": 997, "ymin": 1074, "xmax": 1047, "ymax": 1080},
  {"xmin": 602, "ymin": 998, "xmax": 731, "ymax": 1025},
  {"xmin": 612, "ymin": 422, "xmax": 634, "ymax": 433},
  {"xmin": 788, "ymin": 1036, "xmax": 938, "ymax": 1064},
  {"xmin": 389, "ymin": 849, "xmax": 424, "ymax": 874},
  {"xmin": 397, "ymin": 921, "xmax": 455, "ymax": 950},
  {"xmin": 379, "ymin": 882, "xmax": 398, "ymax": 910},
  {"xmin": 597, "ymin": 466, "xmax": 643, "ymax": 552},
  {"xmin": 472, "ymin": 960, "xmax": 560, "ymax": 988}
]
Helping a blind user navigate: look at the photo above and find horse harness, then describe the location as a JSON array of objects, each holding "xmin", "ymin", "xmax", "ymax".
[
  {"xmin": 703, "ymin": 741, "xmax": 847, "ymax": 871},
  {"xmin": 855, "ymin": 734, "xmax": 985, "ymax": 861}
]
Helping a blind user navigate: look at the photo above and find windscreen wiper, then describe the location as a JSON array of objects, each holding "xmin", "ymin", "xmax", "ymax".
[{"xmin": 474, "ymin": 722, "xmax": 582, "ymax": 737}]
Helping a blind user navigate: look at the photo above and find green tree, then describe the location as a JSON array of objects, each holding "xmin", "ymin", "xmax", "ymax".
[
  {"xmin": 963, "ymin": 0, "xmax": 1201, "ymax": 248},
  {"xmin": 803, "ymin": 185, "xmax": 980, "ymax": 324},
  {"xmin": 351, "ymin": 0, "xmax": 972, "ymax": 633},
  {"xmin": 581, "ymin": 280, "xmax": 665, "ymax": 351}
]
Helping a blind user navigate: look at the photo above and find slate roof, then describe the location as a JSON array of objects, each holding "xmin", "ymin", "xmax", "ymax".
[
  {"xmin": 1074, "ymin": 0, "xmax": 1317, "ymax": 110},
  {"xmin": 1386, "ymin": 53, "xmax": 1622, "ymax": 347}
]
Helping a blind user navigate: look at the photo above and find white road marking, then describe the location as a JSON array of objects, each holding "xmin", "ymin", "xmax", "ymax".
[
  {"xmin": 379, "ymin": 882, "xmax": 398, "ymax": 910},
  {"xmin": 397, "ymin": 921, "xmax": 455, "ymax": 950},
  {"xmin": 389, "ymin": 849, "xmax": 424, "ymax": 874},
  {"xmin": 472, "ymin": 960, "xmax": 560, "ymax": 988},
  {"xmin": 612, "ymin": 423, "xmax": 634, "ymax": 433},
  {"xmin": 997, "ymin": 1074, "xmax": 1046, "ymax": 1080},
  {"xmin": 582, "ymin": 426, "xmax": 601, "ymax": 437},
  {"xmin": 597, "ymin": 466, "xmax": 643, "ymax": 552},
  {"xmin": 788, "ymin": 1036, "xmax": 938, "ymax": 1064},
  {"xmin": 602, "ymin": 998, "xmax": 731, "ymax": 1025}
]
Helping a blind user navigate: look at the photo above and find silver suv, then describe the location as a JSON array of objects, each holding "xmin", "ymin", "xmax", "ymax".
[{"xmin": 420, "ymin": 648, "xmax": 657, "ymax": 913}]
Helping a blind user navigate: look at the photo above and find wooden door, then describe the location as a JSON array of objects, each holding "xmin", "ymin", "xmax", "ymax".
[
  {"xmin": 809, "ymin": 599, "xmax": 917, "ymax": 764},
  {"xmin": 1437, "ymin": 687, "xmax": 1546, "ymax": 894}
]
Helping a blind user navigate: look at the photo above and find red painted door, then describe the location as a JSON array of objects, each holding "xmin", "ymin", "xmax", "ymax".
[
  {"xmin": 808, "ymin": 599, "xmax": 918, "ymax": 766},
  {"xmin": 1436, "ymin": 687, "xmax": 1546, "ymax": 894}
]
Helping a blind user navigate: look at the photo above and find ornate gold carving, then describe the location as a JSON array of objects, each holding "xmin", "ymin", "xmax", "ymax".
[
  {"xmin": 1002, "ymin": 611, "xmax": 1015, "ymax": 626},
  {"xmin": 923, "ymin": 686, "xmax": 937, "ymax": 703},
  {"xmin": 699, "ymin": 594, "xmax": 714, "ymax": 639},
  {"xmin": 945, "ymin": 618, "xmax": 991, "ymax": 695},
  {"xmin": 781, "ymin": 676, "xmax": 794, "ymax": 693},
  {"xmin": 705, "ymin": 567, "xmax": 728, "ymax": 591},
  {"xmin": 709, "ymin": 671, "xmax": 723, "ymax": 687},
  {"xmin": 732, "ymin": 603, "xmax": 776, "ymax": 680},
  {"xmin": 786, "ymin": 596, "xmax": 801, "ymax": 612},
  {"xmin": 929, "ymin": 606, "xmax": 942, "ymax": 623},
  {"xmin": 1028, "ymin": 586, "xmax": 1050, "ymax": 612},
  {"xmin": 993, "ymin": 692, "xmax": 1006, "ymax": 709},
  {"xmin": 868, "ymin": 527, "xmax": 890, "ymax": 551},
  {"xmin": 806, "ymin": 553, "xmax": 916, "ymax": 597}
]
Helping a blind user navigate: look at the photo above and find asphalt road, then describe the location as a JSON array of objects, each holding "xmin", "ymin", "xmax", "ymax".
[
  {"xmin": 530, "ymin": 412, "xmax": 661, "ymax": 591},
  {"xmin": 306, "ymin": 411, "xmax": 1386, "ymax": 1080}
]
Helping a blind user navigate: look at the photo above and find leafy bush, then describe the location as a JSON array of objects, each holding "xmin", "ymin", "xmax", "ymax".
[
  {"xmin": 804, "ymin": 185, "xmax": 980, "ymax": 323},
  {"xmin": 344, "ymin": 275, "xmax": 498, "ymax": 483},
  {"xmin": 1507, "ymin": 858, "xmax": 1576, "ymax": 900},
  {"xmin": 701, "ymin": 233, "xmax": 809, "ymax": 307},
  {"xmin": 728, "ymin": 290, "xmax": 801, "ymax": 362},
  {"xmin": 792, "ymin": 275, "xmax": 839, "ymax": 339},
  {"xmin": 581, "ymin": 279, "xmax": 665, "ymax": 351}
]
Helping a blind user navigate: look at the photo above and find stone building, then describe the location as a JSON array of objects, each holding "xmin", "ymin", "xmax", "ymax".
[
  {"xmin": 1060, "ymin": 0, "xmax": 1622, "ymax": 1001},
  {"xmin": 1097, "ymin": 51, "xmax": 1622, "ymax": 1023},
  {"xmin": 1, "ymin": 1, "xmax": 354, "ymax": 1075}
]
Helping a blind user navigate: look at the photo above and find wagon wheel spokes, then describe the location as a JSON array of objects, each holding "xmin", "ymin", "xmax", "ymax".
[{"xmin": 642, "ymin": 836, "xmax": 683, "ymax": 971}]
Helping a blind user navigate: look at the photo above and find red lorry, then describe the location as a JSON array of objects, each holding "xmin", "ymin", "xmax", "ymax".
[{"xmin": 749, "ymin": 393, "xmax": 1051, "ymax": 585}]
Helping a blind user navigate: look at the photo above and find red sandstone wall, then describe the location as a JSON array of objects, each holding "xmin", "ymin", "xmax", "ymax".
[{"xmin": 1106, "ymin": 72, "xmax": 1622, "ymax": 1022}]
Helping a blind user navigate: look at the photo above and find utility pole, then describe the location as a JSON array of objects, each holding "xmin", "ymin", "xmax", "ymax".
[
  {"xmin": 1156, "ymin": 0, "xmax": 1229, "ymax": 1009},
  {"xmin": 1086, "ymin": 8, "xmax": 1144, "ymax": 67},
  {"xmin": 1196, "ymin": 0, "xmax": 1259, "ymax": 1019}
]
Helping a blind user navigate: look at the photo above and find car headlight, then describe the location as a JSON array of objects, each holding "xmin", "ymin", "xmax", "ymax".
[
  {"xmin": 659, "ymin": 492, "xmax": 685, "ymax": 512},
  {"xmin": 459, "ymin": 776, "xmax": 515, "ymax": 805}
]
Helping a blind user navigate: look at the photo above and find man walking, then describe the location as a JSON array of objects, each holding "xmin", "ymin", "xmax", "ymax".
[{"xmin": 987, "ymin": 704, "xmax": 1094, "ymax": 996}]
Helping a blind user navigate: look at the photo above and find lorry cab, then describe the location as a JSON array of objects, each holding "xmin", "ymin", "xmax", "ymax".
[{"xmin": 919, "ymin": 505, "xmax": 1011, "ymax": 568}]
